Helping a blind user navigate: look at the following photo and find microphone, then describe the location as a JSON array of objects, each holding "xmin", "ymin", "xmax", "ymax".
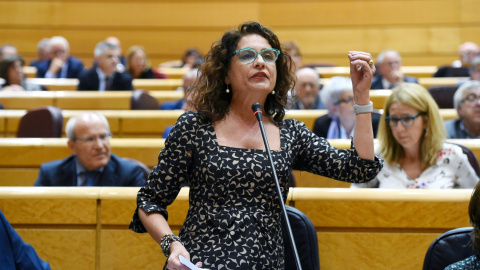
[{"xmin": 251, "ymin": 102, "xmax": 302, "ymax": 270}]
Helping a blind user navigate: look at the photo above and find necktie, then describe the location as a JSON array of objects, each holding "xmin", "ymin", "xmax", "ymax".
[
  {"xmin": 82, "ymin": 171, "xmax": 99, "ymax": 186},
  {"xmin": 105, "ymin": 76, "xmax": 110, "ymax": 91}
]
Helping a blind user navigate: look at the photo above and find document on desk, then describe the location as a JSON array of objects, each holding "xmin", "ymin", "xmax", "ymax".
[{"xmin": 179, "ymin": 255, "xmax": 205, "ymax": 270}]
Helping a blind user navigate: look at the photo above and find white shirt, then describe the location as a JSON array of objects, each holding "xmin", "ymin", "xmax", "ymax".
[{"xmin": 351, "ymin": 143, "xmax": 479, "ymax": 189}]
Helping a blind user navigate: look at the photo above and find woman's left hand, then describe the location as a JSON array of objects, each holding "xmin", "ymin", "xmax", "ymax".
[{"xmin": 348, "ymin": 51, "xmax": 375, "ymax": 104}]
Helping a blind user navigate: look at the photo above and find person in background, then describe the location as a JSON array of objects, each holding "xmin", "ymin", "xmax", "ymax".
[
  {"xmin": 468, "ymin": 55, "xmax": 480, "ymax": 82},
  {"xmin": 35, "ymin": 36, "xmax": 84, "ymax": 79},
  {"xmin": 313, "ymin": 76, "xmax": 381, "ymax": 138},
  {"xmin": 444, "ymin": 80, "xmax": 480, "ymax": 138},
  {"xmin": 159, "ymin": 48, "xmax": 204, "ymax": 69},
  {"xmin": 125, "ymin": 45, "xmax": 167, "ymax": 79},
  {"xmin": 77, "ymin": 41, "xmax": 133, "ymax": 91},
  {"xmin": 34, "ymin": 112, "xmax": 146, "ymax": 186},
  {"xmin": 291, "ymin": 67, "xmax": 325, "ymax": 109},
  {"xmin": 104, "ymin": 36, "xmax": 125, "ymax": 71},
  {"xmin": 351, "ymin": 83, "xmax": 479, "ymax": 189},
  {"xmin": 0, "ymin": 55, "xmax": 42, "ymax": 91},
  {"xmin": 371, "ymin": 50, "xmax": 418, "ymax": 89},
  {"xmin": 0, "ymin": 44, "xmax": 18, "ymax": 61},
  {"xmin": 0, "ymin": 209, "xmax": 51, "ymax": 269},
  {"xmin": 159, "ymin": 68, "xmax": 198, "ymax": 110},
  {"xmin": 30, "ymin": 38, "xmax": 50, "ymax": 68},
  {"xmin": 129, "ymin": 21, "xmax": 381, "ymax": 269},
  {"xmin": 435, "ymin": 41, "xmax": 480, "ymax": 78},
  {"xmin": 282, "ymin": 41, "xmax": 303, "ymax": 72},
  {"xmin": 444, "ymin": 180, "xmax": 480, "ymax": 269}
]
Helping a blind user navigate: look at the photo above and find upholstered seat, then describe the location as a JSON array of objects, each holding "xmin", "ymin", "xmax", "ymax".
[
  {"xmin": 16, "ymin": 106, "xmax": 63, "ymax": 138},
  {"xmin": 428, "ymin": 85, "xmax": 459, "ymax": 108},
  {"xmin": 130, "ymin": 89, "xmax": 159, "ymax": 110}
]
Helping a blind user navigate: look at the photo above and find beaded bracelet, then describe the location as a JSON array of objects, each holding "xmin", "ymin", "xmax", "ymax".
[{"xmin": 160, "ymin": 233, "xmax": 184, "ymax": 258}]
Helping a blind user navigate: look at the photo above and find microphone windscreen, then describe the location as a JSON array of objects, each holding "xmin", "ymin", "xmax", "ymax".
[{"xmin": 251, "ymin": 102, "xmax": 262, "ymax": 113}]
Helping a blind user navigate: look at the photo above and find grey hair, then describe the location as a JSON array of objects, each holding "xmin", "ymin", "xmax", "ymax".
[
  {"xmin": 94, "ymin": 41, "xmax": 118, "ymax": 57},
  {"xmin": 48, "ymin": 36, "xmax": 69, "ymax": 51},
  {"xmin": 470, "ymin": 55, "xmax": 480, "ymax": 72},
  {"xmin": 66, "ymin": 112, "xmax": 110, "ymax": 141},
  {"xmin": 37, "ymin": 38, "xmax": 50, "ymax": 51},
  {"xmin": 320, "ymin": 76, "xmax": 353, "ymax": 110},
  {"xmin": 376, "ymin": 50, "xmax": 401, "ymax": 65},
  {"xmin": 454, "ymin": 80, "xmax": 480, "ymax": 112}
]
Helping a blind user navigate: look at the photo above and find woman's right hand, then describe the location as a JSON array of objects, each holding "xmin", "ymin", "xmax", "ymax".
[{"xmin": 167, "ymin": 242, "xmax": 203, "ymax": 270}]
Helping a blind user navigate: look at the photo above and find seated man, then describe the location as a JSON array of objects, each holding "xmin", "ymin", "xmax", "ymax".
[
  {"xmin": 291, "ymin": 67, "xmax": 325, "ymax": 110},
  {"xmin": 34, "ymin": 112, "xmax": 146, "ymax": 186},
  {"xmin": 78, "ymin": 41, "xmax": 133, "ymax": 91},
  {"xmin": 0, "ymin": 44, "xmax": 17, "ymax": 61},
  {"xmin": 444, "ymin": 80, "xmax": 480, "ymax": 138},
  {"xmin": 435, "ymin": 41, "xmax": 480, "ymax": 77},
  {"xmin": 0, "ymin": 210, "xmax": 51, "ymax": 269},
  {"xmin": 371, "ymin": 50, "xmax": 418, "ymax": 89},
  {"xmin": 160, "ymin": 68, "xmax": 198, "ymax": 110},
  {"xmin": 35, "ymin": 36, "xmax": 84, "ymax": 79}
]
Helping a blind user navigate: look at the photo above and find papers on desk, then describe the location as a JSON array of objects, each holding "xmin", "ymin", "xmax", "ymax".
[{"xmin": 179, "ymin": 255, "xmax": 209, "ymax": 270}]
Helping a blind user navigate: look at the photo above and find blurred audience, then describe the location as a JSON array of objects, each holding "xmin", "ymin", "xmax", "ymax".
[
  {"xmin": 371, "ymin": 50, "xmax": 418, "ymax": 89},
  {"xmin": 0, "ymin": 44, "xmax": 18, "ymax": 61},
  {"xmin": 104, "ymin": 36, "xmax": 125, "ymax": 71},
  {"xmin": 0, "ymin": 209, "xmax": 51, "ymax": 269},
  {"xmin": 291, "ymin": 67, "xmax": 325, "ymax": 109},
  {"xmin": 36, "ymin": 36, "xmax": 84, "ymax": 79},
  {"xmin": 445, "ymin": 80, "xmax": 480, "ymax": 138},
  {"xmin": 160, "ymin": 68, "xmax": 198, "ymax": 110},
  {"xmin": 78, "ymin": 41, "xmax": 133, "ymax": 91},
  {"xmin": 283, "ymin": 41, "xmax": 303, "ymax": 72},
  {"xmin": 29, "ymin": 38, "xmax": 50, "ymax": 68},
  {"xmin": 469, "ymin": 55, "xmax": 480, "ymax": 82},
  {"xmin": 34, "ymin": 112, "xmax": 146, "ymax": 186},
  {"xmin": 125, "ymin": 45, "xmax": 167, "ymax": 79},
  {"xmin": 159, "ymin": 47, "xmax": 203, "ymax": 69},
  {"xmin": 434, "ymin": 41, "xmax": 480, "ymax": 77},
  {"xmin": 312, "ymin": 76, "xmax": 381, "ymax": 138},
  {"xmin": 0, "ymin": 55, "xmax": 42, "ymax": 91},
  {"xmin": 352, "ymin": 83, "xmax": 479, "ymax": 189}
]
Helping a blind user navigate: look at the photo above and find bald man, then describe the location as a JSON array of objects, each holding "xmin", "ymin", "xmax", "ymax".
[{"xmin": 292, "ymin": 67, "xmax": 325, "ymax": 109}]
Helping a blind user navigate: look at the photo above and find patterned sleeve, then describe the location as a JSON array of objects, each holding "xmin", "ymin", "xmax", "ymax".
[
  {"xmin": 129, "ymin": 112, "xmax": 196, "ymax": 233},
  {"xmin": 450, "ymin": 144, "xmax": 480, "ymax": 188},
  {"xmin": 290, "ymin": 120, "xmax": 383, "ymax": 183}
]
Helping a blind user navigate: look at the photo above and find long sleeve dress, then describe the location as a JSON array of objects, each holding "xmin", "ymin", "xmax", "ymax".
[{"xmin": 129, "ymin": 112, "xmax": 382, "ymax": 270}]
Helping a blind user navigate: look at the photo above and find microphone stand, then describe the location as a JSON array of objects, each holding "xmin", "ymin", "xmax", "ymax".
[{"xmin": 251, "ymin": 103, "xmax": 302, "ymax": 270}]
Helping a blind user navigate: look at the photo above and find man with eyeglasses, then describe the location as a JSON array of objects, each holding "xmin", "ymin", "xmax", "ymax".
[
  {"xmin": 444, "ymin": 80, "xmax": 480, "ymax": 138},
  {"xmin": 291, "ymin": 67, "xmax": 325, "ymax": 110},
  {"xmin": 370, "ymin": 50, "xmax": 418, "ymax": 89},
  {"xmin": 34, "ymin": 112, "xmax": 146, "ymax": 186}
]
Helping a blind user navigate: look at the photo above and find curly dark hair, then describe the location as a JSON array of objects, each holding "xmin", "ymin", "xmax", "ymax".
[
  {"xmin": 0, "ymin": 54, "xmax": 24, "ymax": 86},
  {"xmin": 192, "ymin": 21, "xmax": 295, "ymax": 123},
  {"xmin": 470, "ymin": 181, "xmax": 480, "ymax": 253}
]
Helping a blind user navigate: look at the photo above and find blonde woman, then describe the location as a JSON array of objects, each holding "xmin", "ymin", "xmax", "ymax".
[{"xmin": 352, "ymin": 83, "xmax": 478, "ymax": 189}]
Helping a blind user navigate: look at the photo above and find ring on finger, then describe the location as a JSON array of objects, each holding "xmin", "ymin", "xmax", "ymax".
[{"xmin": 368, "ymin": 59, "xmax": 374, "ymax": 66}]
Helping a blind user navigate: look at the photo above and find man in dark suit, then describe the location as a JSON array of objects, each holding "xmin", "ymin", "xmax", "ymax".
[
  {"xmin": 371, "ymin": 50, "xmax": 418, "ymax": 89},
  {"xmin": 77, "ymin": 41, "xmax": 133, "ymax": 91},
  {"xmin": 34, "ymin": 112, "xmax": 145, "ymax": 186},
  {"xmin": 35, "ymin": 36, "xmax": 84, "ymax": 79}
]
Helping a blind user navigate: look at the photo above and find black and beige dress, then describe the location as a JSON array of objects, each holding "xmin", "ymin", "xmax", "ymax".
[{"xmin": 129, "ymin": 112, "xmax": 382, "ymax": 270}]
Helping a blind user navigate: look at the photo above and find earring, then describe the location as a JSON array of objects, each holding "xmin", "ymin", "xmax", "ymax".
[
  {"xmin": 226, "ymin": 84, "xmax": 230, "ymax": 94},
  {"xmin": 271, "ymin": 90, "xmax": 275, "ymax": 95}
]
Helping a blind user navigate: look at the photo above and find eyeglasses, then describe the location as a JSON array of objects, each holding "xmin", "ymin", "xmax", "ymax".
[
  {"xmin": 385, "ymin": 113, "xmax": 422, "ymax": 127},
  {"xmin": 75, "ymin": 132, "xmax": 112, "ymax": 144},
  {"xmin": 233, "ymin": 48, "xmax": 280, "ymax": 64},
  {"xmin": 334, "ymin": 97, "xmax": 354, "ymax": 105},
  {"xmin": 461, "ymin": 94, "xmax": 480, "ymax": 106}
]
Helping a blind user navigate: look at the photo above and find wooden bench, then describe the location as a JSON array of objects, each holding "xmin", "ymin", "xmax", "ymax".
[
  {"xmin": 0, "ymin": 187, "xmax": 471, "ymax": 269},
  {"xmin": 316, "ymin": 66, "xmax": 439, "ymax": 78},
  {"xmin": 0, "ymin": 138, "xmax": 477, "ymax": 187},
  {"xmin": 25, "ymin": 78, "xmax": 183, "ymax": 91}
]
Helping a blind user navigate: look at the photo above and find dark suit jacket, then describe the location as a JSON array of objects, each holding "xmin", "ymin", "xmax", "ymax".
[
  {"xmin": 34, "ymin": 154, "xmax": 145, "ymax": 186},
  {"xmin": 313, "ymin": 112, "xmax": 382, "ymax": 138},
  {"xmin": 35, "ymin": 56, "xmax": 84, "ymax": 78},
  {"xmin": 77, "ymin": 68, "xmax": 133, "ymax": 91},
  {"xmin": 433, "ymin": 66, "xmax": 470, "ymax": 77},
  {"xmin": 159, "ymin": 99, "xmax": 185, "ymax": 110},
  {"xmin": 370, "ymin": 75, "xmax": 419, "ymax": 89}
]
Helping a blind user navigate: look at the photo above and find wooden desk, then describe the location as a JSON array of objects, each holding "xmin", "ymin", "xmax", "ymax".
[
  {"xmin": 25, "ymin": 78, "xmax": 183, "ymax": 91},
  {"xmin": 0, "ymin": 187, "xmax": 471, "ymax": 270},
  {"xmin": 23, "ymin": 66, "xmax": 37, "ymax": 78},
  {"xmin": 316, "ymin": 66, "xmax": 438, "ymax": 78}
]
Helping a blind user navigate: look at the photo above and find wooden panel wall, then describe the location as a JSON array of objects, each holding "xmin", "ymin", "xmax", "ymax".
[{"xmin": 1, "ymin": 0, "xmax": 479, "ymax": 67}]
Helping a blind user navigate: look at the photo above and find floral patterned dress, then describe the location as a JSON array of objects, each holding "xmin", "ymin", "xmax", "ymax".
[{"xmin": 129, "ymin": 112, "xmax": 382, "ymax": 270}]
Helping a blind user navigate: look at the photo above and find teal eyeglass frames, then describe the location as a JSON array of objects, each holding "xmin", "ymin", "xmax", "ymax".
[{"xmin": 233, "ymin": 48, "xmax": 280, "ymax": 64}]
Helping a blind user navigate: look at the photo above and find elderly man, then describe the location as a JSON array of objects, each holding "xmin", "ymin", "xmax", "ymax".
[
  {"xmin": 435, "ymin": 42, "xmax": 480, "ymax": 77},
  {"xmin": 34, "ymin": 112, "xmax": 146, "ymax": 186},
  {"xmin": 371, "ymin": 50, "xmax": 418, "ymax": 89},
  {"xmin": 444, "ymin": 81, "xmax": 480, "ymax": 138},
  {"xmin": 78, "ymin": 41, "xmax": 133, "ymax": 91},
  {"xmin": 291, "ymin": 67, "xmax": 325, "ymax": 109},
  {"xmin": 36, "ymin": 36, "xmax": 84, "ymax": 78},
  {"xmin": 0, "ymin": 44, "xmax": 18, "ymax": 61}
]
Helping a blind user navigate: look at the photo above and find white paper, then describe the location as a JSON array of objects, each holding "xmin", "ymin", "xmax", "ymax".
[{"xmin": 179, "ymin": 255, "xmax": 202, "ymax": 270}]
